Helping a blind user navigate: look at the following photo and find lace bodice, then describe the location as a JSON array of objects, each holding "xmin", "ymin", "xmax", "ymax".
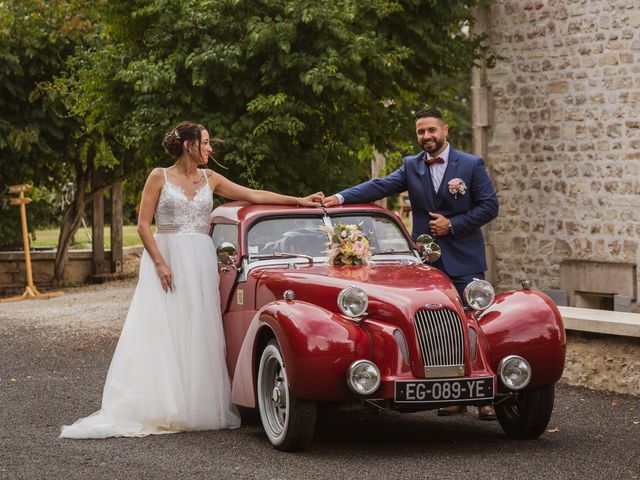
[{"xmin": 155, "ymin": 168, "xmax": 213, "ymax": 234}]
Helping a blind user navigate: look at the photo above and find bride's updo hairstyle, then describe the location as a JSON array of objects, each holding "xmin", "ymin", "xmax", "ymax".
[{"xmin": 162, "ymin": 121, "xmax": 206, "ymax": 158}]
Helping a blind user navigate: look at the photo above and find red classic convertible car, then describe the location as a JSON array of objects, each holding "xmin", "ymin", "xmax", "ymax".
[{"xmin": 210, "ymin": 202, "xmax": 565, "ymax": 451}]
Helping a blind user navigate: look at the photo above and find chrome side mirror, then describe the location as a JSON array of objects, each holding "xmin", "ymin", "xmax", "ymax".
[
  {"xmin": 216, "ymin": 242, "xmax": 237, "ymax": 266},
  {"xmin": 416, "ymin": 234, "xmax": 441, "ymax": 263}
]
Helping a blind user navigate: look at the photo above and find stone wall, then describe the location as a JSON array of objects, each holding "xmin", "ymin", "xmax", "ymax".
[
  {"xmin": 564, "ymin": 331, "xmax": 640, "ymax": 395},
  {"xmin": 483, "ymin": 1, "xmax": 640, "ymax": 305},
  {"xmin": 0, "ymin": 246, "xmax": 142, "ymax": 295}
]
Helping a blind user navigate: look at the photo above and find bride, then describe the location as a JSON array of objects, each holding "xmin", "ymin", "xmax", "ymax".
[{"xmin": 60, "ymin": 121, "xmax": 323, "ymax": 438}]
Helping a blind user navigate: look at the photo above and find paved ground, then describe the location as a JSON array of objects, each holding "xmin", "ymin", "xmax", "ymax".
[{"xmin": 1, "ymin": 281, "xmax": 639, "ymax": 480}]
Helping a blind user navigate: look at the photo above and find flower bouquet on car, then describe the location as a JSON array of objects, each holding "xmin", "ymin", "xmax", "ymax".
[{"xmin": 322, "ymin": 223, "xmax": 371, "ymax": 266}]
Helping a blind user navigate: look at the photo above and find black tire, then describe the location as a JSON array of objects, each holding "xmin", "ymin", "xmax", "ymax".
[
  {"xmin": 257, "ymin": 339, "xmax": 317, "ymax": 451},
  {"xmin": 496, "ymin": 384, "xmax": 555, "ymax": 439}
]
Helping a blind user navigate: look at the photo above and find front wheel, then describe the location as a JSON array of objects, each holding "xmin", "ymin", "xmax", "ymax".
[
  {"xmin": 257, "ymin": 339, "xmax": 317, "ymax": 451},
  {"xmin": 496, "ymin": 384, "xmax": 555, "ymax": 439}
]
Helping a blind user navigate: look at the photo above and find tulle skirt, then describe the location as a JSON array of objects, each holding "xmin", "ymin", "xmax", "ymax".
[{"xmin": 60, "ymin": 233, "xmax": 241, "ymax": 438}]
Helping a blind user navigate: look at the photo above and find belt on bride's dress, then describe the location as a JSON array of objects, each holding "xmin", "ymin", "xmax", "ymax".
[{"xmin": 155, "ymin": 225, "xmax": 209, "ymax": 235}]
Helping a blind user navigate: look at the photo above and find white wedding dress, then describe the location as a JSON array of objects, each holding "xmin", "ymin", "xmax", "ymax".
[{"xmin": 60, "ymin": 168, "xmax": 241, "ymax": 438}]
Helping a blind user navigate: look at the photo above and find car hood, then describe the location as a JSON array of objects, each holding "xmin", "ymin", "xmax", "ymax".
[{"xmin": 254, "ymin": 262, "xmax": 462, "ymax": 322}]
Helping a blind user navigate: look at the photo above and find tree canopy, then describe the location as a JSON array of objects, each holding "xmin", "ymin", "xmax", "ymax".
[
  {"xmin": 0, "ymin": 0, "xmax": 486, "ymax": 282},
  {"xmin": 66, "ymin": 0, "xmax": 484, "ymax": 194},
  {"xmin": 0, "ymin": 0, "xmax": 116, "ymax": 248}
]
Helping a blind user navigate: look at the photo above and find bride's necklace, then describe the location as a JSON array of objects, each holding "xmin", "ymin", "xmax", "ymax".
[
  {"xmin": 171, "ymin": 167, "xmax": 206, "ymax": 185},
  {"xmin": 191, "ymin": 173, "xmax": 206, "ymax": 185}
]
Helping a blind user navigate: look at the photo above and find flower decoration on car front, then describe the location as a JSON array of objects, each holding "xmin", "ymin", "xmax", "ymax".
[
  {"xmin": 448, "ymin": 178, "xmax": 467, "ymax": 198},
  {"xmin": 322, "ymin": 223, "xmax": 371, "ymax": 266}
]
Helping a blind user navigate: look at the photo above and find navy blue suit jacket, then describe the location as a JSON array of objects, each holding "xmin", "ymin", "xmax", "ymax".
[{"xmin": 339, "ymin": 147, "xmax": 499, "ymax": 277}]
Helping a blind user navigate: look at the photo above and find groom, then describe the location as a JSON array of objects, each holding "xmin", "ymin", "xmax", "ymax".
[
  {"xmin": 323, "ymin": 107, "xmax": 498, "ymax": 297},
  {"xmin": 323, "ymin": 108, "xmax": 499, "ymax": 419}
]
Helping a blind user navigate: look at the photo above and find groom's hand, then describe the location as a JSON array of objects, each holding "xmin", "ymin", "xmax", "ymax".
[
  {"xmin": 428, "ymin": 212, "xmax": 451, "ymax": 237},
  {"xmin": 323, "ymin": 195, "xmax": 340, "ymax": 207}
]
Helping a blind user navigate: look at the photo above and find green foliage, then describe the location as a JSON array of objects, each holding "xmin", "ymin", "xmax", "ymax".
[
  {"xmin": 66, "ymin": 0, "xmax": 483, "ymax": 196},
  {"xmin": 0, "ymin": 186, "xmax": 61, "ymax": 250},
  {"xmin": 0, "ymin": 0, "xmax": 485, "ymax": 250},
  {"xmin": 0, "ymin": 0, "xmax": 152, "ymax": 249},
  {"xmin": 0, "ymin": 0, "xmax": 101, "ymax": 246}
]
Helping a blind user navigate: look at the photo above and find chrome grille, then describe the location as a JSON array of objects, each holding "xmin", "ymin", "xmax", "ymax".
[{"xmin": 414, "ymin": 308, "xmax": 464, "ymax": 368}]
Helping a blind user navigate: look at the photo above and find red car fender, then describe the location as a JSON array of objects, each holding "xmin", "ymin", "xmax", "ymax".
[
  {"xmin": 477, "ymin": 290, "xmax": 566, "ymax": 389},
  {"xmin": 361, "ymin": 319, "xmax": 413, "ymax": 379},
  {"xmin": 231, "ymin": 301, "xmax": 371, "ymax": 408}
]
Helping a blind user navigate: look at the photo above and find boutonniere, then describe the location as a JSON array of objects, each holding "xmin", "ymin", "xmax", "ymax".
[{"xmin": 448, "ymin": 178, "xmax": 467, "ymax": 198}]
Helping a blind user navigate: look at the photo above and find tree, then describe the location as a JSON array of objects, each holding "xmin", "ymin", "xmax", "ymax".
[
  {"xmin": 66, "ymin": 0, "xmax": 484, "ymax": 195},
  {"xmin": 0, "ymin": 0, "xmax": 86, "ymax": 247},
  {"xmin": 1, "ymin": 0, "xmax": 486, "ymax": 284},
  {"xmin": 0, "ymin": 0, "xmax": 138, "ymax": 284}
]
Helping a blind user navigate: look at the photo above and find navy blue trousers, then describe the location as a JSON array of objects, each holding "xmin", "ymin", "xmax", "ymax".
[{"xmin": 432, "ymin": 259, "xmax": 485, "ymax": 301}]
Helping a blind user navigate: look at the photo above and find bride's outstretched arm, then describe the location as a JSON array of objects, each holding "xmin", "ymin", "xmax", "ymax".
[
  {"xmin": 137, "ymin": 168, "xmax": 174, "ymax": 292},
  {"xmin": 208, "ymin": 170, "xmax": 324, "ymax": 207}
]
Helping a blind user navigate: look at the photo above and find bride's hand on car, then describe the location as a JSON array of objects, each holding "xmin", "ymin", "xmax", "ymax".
[{"xmin": 297, "ymin": 192, "xmax": 325, "ymax": 207}]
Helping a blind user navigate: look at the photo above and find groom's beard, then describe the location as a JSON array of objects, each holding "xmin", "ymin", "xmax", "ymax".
[{"xmin": 421, "ymin": 138, "xmax": 445, "ymax": 154}]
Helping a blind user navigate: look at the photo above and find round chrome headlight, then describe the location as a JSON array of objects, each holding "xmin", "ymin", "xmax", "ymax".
[
  {"xmin": 498, "ymin": 355, "xmax": 532, "ymax": 390},
  {"xmin": 346, "ymin": 360, "xmax": 380, "ymax": 395},
  {"xmin": 463, "ymin": 279, "xmax": 495, "ymax": 311},
  {"xmin": 337, "ymin": 286, "xmax": 368, "ymax": 318}
]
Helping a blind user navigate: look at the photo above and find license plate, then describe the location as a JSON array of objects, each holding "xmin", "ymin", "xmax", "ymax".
[{"xmin": 395, "ymin": 377, "xmax": 494, "ymax": 403}]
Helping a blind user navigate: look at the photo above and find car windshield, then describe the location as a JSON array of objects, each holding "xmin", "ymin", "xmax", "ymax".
[{"xmin": 246, "ymin": 214, "xmax": 413, "ymax": 261}]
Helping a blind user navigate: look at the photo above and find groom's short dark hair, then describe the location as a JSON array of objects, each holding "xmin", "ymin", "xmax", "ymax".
[{"xmin": 414, "ymin": 108, "xmax": 444, "ymax": 121}]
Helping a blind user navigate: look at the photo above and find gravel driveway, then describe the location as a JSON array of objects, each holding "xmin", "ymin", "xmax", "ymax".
[{"xmin": 1, "ymin": 280, "xmax": 639, "ymax": 480}]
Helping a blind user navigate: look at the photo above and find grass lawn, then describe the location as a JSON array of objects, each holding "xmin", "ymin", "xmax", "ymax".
[{"xmin": 31, "ymin": 225, "xmax": 142, "ymax": 250}]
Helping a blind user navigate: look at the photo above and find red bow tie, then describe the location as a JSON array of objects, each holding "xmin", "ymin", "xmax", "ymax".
[{"xmin": 425, "ymin": 156, "xmax": 445, "ymax": 166}]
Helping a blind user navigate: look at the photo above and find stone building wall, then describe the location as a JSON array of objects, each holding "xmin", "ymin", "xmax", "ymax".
[{"xmin": 483, "ymin": 0, "xmax": 640, "ymax": 306}]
